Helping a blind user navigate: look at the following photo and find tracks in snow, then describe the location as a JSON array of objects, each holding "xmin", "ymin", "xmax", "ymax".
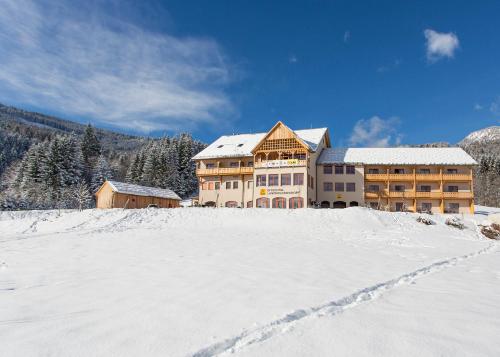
[{"xmin": 190, "ymin": 242, "xmax": 498, "ymax": 357}]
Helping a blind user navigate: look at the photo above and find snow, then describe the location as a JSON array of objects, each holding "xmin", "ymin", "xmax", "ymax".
[
  {"xmin": 107, "ymin": 180, "xmax": 181, "ymax": 200},
  {"xmin": 460, "ymin": 126, "xmax": 500, "ymax": 146},
  {"xmin": 0, "ymin": 207, "xmax": 499, "ymax": 357},
  {"xmin": 318, "ymin": 147, "xmax": 477, "ymax": 165},
  {"xmin": 192, "ymin": 128, "xmax": 327, "ymax": 159}
]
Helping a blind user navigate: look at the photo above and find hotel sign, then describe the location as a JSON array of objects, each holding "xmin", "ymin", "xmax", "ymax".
[
  {"xmin": 261, "ymin": 188, "xmax": 301, "ymax": 195},
  {"xmin": 262, "ymin": 159, "xmax": 301, "ymax": 168}
]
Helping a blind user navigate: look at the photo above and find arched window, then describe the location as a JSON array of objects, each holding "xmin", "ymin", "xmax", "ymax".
[
  {"xmin": 225, "ymin": 201, "xmax": 238, "ymax": 208},
  {"xmin": 247, "ymin": 201, "xmax": 253, "ymax": 208},
  {"xmin": 272, "ymin": 197, "xmax": 286, "ymax": 208},
  {"xmin": 204, "ymin": 201, "xmax": 216, "ymax": 207},
  {"xmin": 320, "ymin": 201, "xmax": 330, "ymax": 208},
  {"xmin": 289, "ymin": 197, "xmax": 304, "ymax": 209},
  {"xmin": 349, "ymin": 201, "xmax": 359, "ymax": 207},
  {"xmin": 256, "ymin": 197, "xmax": 270, "ymax": 208},
  {"xmin": 333, "ymin": 201, "xmax": 347, "ymax": 209}
]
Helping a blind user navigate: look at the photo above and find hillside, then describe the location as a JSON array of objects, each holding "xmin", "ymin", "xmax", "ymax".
[{"xmin": 0, "ymin": 207, "xmax": 499, "ymax": 356}]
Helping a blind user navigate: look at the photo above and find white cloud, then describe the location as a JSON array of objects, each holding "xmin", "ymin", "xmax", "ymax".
[
  {"xmin": 490, "ymin": 97, "xmax": 500, "ymax": 116},
  {"xmin": 349, "ymin": 116, "xmax": 402, "ymax": 147},
  {"xmin": 474, "ymin": 103, "xmax": 483, "ymax": 111},
  {"xmin": 0, "ymin": 0, "xmax": 235, "ymax": 133},
  {"xmin": 343, "ymin": 31, "xmax": 350, "ymax": 43},
  {"xmin": 289, "ymin": 55, "xmax": 298, "ymax": 63},
  {"xmin": 424, "ymin": 29, "xmax": 459, "ymax": 62}
]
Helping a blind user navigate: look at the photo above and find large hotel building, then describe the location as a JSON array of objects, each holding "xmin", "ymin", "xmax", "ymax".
[{"xmin": 193, "ymin": 122, "xmax": 477, "ymax": 213}]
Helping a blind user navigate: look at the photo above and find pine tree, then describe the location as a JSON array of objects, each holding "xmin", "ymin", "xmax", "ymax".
[
  {"xmin": 81, "ymin": 124, "xmax": 101, "ymax": 163},
  {"xmin": 73, "ymin": 181, "xmax": 92, "ymax": 210},
  {"xmin": 91, "ymin": 154, "xmax": 113, "ymax": 193}
]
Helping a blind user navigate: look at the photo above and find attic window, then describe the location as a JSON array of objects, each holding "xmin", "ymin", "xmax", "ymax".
[
  {"xmin": 237, "ymin": 144, "xmax": 244, "ymax": 147},
  {"xmin": 217, "ymin": 145, "xmax": 224, "ymax": 148}
]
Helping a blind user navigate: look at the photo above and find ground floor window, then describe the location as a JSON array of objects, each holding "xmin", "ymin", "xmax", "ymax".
[
  {"xmin": 204, "ymin": 201, "xmax": 216, "ymax": 207},
  {"xmin": 346, "ymin": 183, "xmax": 356, "ymax": 192},
  {"xmin": 333, "ymin": 201, "xmax": 346, "ymax": 209},
  {"xmin": 225, "ymin": 201, "xmax": 238, "ymax": 208},
  {"xmin": 256, "ymin": 197, "xmax": 270, "ymax": 208},
  {"xmin": 446, "ymin": 203, "xmax": 459, "ymax": 213},
  {"xmin": 395, "ymin": 202, "xmax": 405, "ymax": 211},
  {"xmin": 320, "ymin": 201, "xmax": 330, "ymax": 208},
  {"xmin": 349, "ymin": 201, "xmax": 359, "ymax": 207},
  {"xmin": 289, "ymin": 197, "xmax": 304, "ymax": 209},
  {"xmin": 247, "ymin": 201, "xmax": 253, "ymax": 208},
  {"xmin": 421, "ymin": 202, "xmax": 432, "ymax": 212},
  {"xmin": 272, "ymin": 197, "xmax": 286, "ymax": 208},
  {"xmin": 369, "ymin": 202, "xmax": 379, "ymax": 209}
]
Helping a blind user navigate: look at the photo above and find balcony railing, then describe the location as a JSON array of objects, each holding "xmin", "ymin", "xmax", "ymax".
[
  {"xmin": 196, "ymin": 167, "xmax": 254, "ymax": 176},
  {"xmin": 254, "ymin": 159, "xmax": 307, "ymax": 168},
  {"xmin": 366, "ymin": 173, "xmax": 472, "ymax": 182},
  {"xmin": 442, "ymin": 174, "xmax": 471, "ymax": 181},
  {"xmin": 415, "ymin": 174, "xmax": 441, "ymax": 181},
  {"xmin": 365, "ymin": 190, "xmax": 473, "ymax": 199}
]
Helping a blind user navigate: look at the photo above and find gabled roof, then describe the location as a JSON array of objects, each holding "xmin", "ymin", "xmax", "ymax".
[
  {"xmin": 318, "ymin": 147, "xmax": 477, "ymax": 166},
  {"xmin": 192, "ymin": 126, "xmax": 328, "ymax": 160},
  {"xmin": 251, "ymin": 121, "xmax": 312, "ymax": 153},
  {"xmin": 106, "ymin": 181, "xmax": 181, "ymax": 200}
]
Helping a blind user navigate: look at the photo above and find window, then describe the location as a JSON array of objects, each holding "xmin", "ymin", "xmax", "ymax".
[
  {"xmin": 367, "ymin": 185, "xmax": 379, "ymax": 192},
  {"xmin": 323, "ymin": 165, "xmax": 332, "ymax": 174},
  {"xmin": 333, "ymin": 201, "xmax": 347, "ymax": 208},
  {"xmin": 293, "ymin": 173, "xmax": 304, "ymax": 185},
  {"xmin": 349, "ymin": 201, "xmax": 359, "ymax": 207},
  {"xmin": 256, "ymin": 197, "xmax": 269, "ymax": 208},
  {"xmin": 225, "ymin": 181, "xmax": 231, "ymax": 189},
  {"xmin": 395, "ymin": 202, "xmax": 404, "ymax": 211},
  {"xmin": 447, "ymin": 186, "xmax": 459, "ymax": 192},
  {"xmin": 233, "ymin": 181, "xmax": 239, "ymax": 189},
  {"xmin": 419, "ymin": 185, "xmax": 431, "ymax": 192},
  {"xmin": 346, "ymin": 166, "xmax": 355, "ymax": 174},
  {"xmin": 215, "ymin": 182, "xmax": 220, "ymax": 190},
  {"xmin": 225, "ymin": 201, "xmax": 237, "ymax": 208},
  {"xmin": 247, "ymin": 180, "xmax": 253, "ymax": 188},
  {"xmin": 289, "ymin": 197, "xmax": 304, "ymax": 209},
  {"xmin": 320, "ymin": 201, "xmax": 330, "ymax": 208},
  {"xmin": 206, "ymin": 163, "xmax": 215, "ymax": 169},
  {"xmin": 421, "ymin": 202, "xmax": 432, "ymax": 212},
  {"xmin": 208, "ymin": 182, "xmax": 214, "ymax": 190},
  {"xmin": 335, "ymin": 165, "xmax": 344, "ymax": 174},
  {"xmin": 256, "ymin": 175, "xmax": 266, "ymax": 187},
  {"xmin": 202, "ymin": 182, "xmax": 208, "ymax": 190},
  {"xmin": 295, "ymin": 153, "xmax": 306, "ymax": 160},
  {"xmin": 346, "ymin": 182, "xmax": 356, "ymax": 192},
  {"xmin": 281, "ymin": 174, "xmax": 291, "ymax": 185},
  {"xmin": 369, "ymin": 202, "xmax": 379, "ymax": 209},
  {"xmin": 447, "ymin": 169, "xmax": 458, "ymax": 174},
  {"xmin": 394, "ymin": 168, "xmax": 405, "ymax": 174},
  {"xmin": 419, "ymin": 168, "xmax": 431, "ymax": 174},
  {"xmin": 446, "ymin": 203, "xmax": 459, "ymax": 213},
  {"xmin": 335, "ymin": 182, "xmax": 344, "ymax": 192},
  {"xmin": 310, "ymin": 176, "xmax": 314, "ymax": 189},
  {"xmin": 229, "ymin": 162, "xmax": 239, "ymax": 168},
  {"xmin": 272, "ymin": 197, "xmax": 286, "ymax": 208},
  {"xmin": 247, "ymin": 161, "xmax": 253, "ymax": 167},
  {"xmin": 368, "ymin": 168, "xmax": 379, "ymax": 174},
  {"xmin": 247, "ymin": 201, "xmax": 253, "ymax": 208},
  {"xmin": 268, "ymin": 174, "xmax": 279, "ymax": 186},
  {"xmin": 394, "ymin": 185, "xmax": 405, "ymax": 192},
  {"xmin": 324, "ymin": 182, "xmax": 333, "ymax": 191}
]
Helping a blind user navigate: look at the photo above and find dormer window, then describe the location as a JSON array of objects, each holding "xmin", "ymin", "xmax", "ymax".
[
  {"xmin": 217, "ymin": 145, "xmax": 224, "ymax": 148},
  {"xmin": 237, "ymin": 143, "xmax": 243, "ymax": 147}
]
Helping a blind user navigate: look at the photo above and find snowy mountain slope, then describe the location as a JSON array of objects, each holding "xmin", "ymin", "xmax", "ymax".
[
  {"xmin": 0, "ymin": 208, "xmax": 499, "ymax": 357},
  {"xmin": 459, "ymin": 126, "xmax": 500, "ymax": 147}
]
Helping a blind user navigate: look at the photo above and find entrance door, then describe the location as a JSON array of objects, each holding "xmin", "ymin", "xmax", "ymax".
[{"xmin": 333, "ymin": 201, "xmax": 347, "ymax": 209}]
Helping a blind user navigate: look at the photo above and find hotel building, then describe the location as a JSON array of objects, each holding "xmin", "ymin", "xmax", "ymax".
[{"xmin": 193, "ymin": 121, "xmax": 477, "ymax": 213}]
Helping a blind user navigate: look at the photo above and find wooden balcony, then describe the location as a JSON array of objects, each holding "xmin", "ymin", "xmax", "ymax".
[
  {"xmin": 365, "ymin": 173, "xmax": 414, "ymax": 181},
  {"xmin": 365, "ymin": 190, "xmax": 473, "ymax": 199},
  {"xmin": 442, "ymin": 174, "xmax": 471, "ymax": 181},
  {"xmin": 254, "ymin": 159, "xmax": 307, "ymax": 168},
  {"xmin": 364, "ymin": 174, "xmax": 389, "ymax": 181},
  {"xmin": 415, "ymin": 174, "xmax": 441, "ymax": 181},
  {"xmin": 196, "ymin": 167, "xmax": 254, "ymax": 176}
]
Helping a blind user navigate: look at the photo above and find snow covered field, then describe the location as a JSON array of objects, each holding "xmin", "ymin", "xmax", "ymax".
[{"xmin": 0, "ymin": 207, "xmax": 499, "ymax": 357}]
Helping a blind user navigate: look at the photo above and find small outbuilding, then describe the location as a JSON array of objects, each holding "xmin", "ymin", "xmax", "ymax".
[{"xmin": 95, "ymin": 180, "xmax": 181, "ymax": 209}]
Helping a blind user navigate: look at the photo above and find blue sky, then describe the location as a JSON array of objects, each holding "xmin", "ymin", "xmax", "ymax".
[{"xmin": 0, "ymin": 0, "xmax": 499, "ymax": 146}]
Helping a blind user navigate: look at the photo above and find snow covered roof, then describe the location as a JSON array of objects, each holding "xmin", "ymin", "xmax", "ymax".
[
  {"xmin": 192, "ymin": 127, "xmax": 328, "ymax": 160},
  {"xmin": 317, "ymin": 147, "xmax": 477, "ymax": 166},
  {"xmin": 107, "ymin": 181, "xmax": 181, "ymax": 200}
]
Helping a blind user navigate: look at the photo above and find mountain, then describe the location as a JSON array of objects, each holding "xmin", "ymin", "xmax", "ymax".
[{"xmin": 459, "ymin": 126, "xmax": 500, "ymax": 147}]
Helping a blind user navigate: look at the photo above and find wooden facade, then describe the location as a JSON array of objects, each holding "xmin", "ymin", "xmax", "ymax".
[{"xmin": 95, "ymin": 181, "xmax": 180, "ymax": 209}]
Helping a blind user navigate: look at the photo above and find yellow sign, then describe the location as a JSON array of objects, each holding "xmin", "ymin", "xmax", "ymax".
[
  {"xmin": 336, "ymin": 194, "xmax": 343, "ymax": 199},
  {"xmin": 260, "ymin": 188, "xmax": 267, "ymax": 195},
  {"xmin": 287, "ymin": 159, "xmax": 299, "ymax": 165}
]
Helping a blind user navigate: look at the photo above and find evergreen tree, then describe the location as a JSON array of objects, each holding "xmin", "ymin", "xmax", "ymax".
[
  {"xmin": 73, "ymin": 181, "xmax": 92, "ymax": 210},
  {"xmin": 81, "ymin": 124, "xmax": 101, "ymax": 163},
  {"xmin": 91, "ymin": 154, "xmax": 113, "ymax": 193}
]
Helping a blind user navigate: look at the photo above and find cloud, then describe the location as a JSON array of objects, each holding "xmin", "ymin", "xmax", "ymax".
[
  {"xmin": 0, "ymin": 0, "xmax": 235, "ymax": 133},
  {"xmin": 474, "ymin": 103, "xmax": 483, "ymax": 111},
  {"xmin": 490, "ymin": 97, "xmax": 500, "ymax": 116},
  {"xmin": 349, "ymin": 116, "xmax": 402, "ymax": 147},
  {"xmin": 343, "ymin": 31, "xmax": 350, "ymax": 43},
  {"xmin": 376, "ymin": 59, "xmax": 401, "ymax": 73},
  {"xmin": 424, "ymin": 29, "xmax": 459, "ymax": 62},
  {"xmin": 288, "ymin": 54, "xmax": 298, "ymax": 63}
]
